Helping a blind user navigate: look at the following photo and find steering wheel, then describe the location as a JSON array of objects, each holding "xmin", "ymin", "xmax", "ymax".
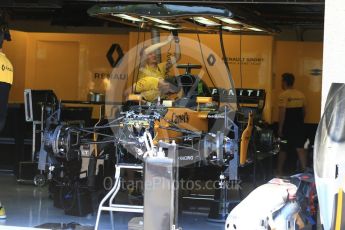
[
  {"xmin": 175, "ymin": 64, "xmax": 202, "ymax": 96},
  {"xmin": 166, "ymin": 64, "xmax": 212, "ymax": 107},
  {"xmin": 175, "ymin": 74, "xmax": 199, "ymax": 98},
  {"xmin": 173, "ymin": 74, "xmax": 212, "ymax": 107}
]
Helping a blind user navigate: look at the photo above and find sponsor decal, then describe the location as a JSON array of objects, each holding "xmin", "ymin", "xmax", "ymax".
[
  {"xmin": 1, "ymin": 64, "xmax": 13, "ymax": 72},
  {"xmin": 171, "ymin": 112, "xmax": 190, "ymax": 124},
  {"xmin": 211, "ymin": 88, "xmax": 265, "ymax": 98},
  {"xmin": 179, "ymin": 156, "xmax": 194, "ymax": 161},
  {"xmin": 94, "ymin": 72, "xmax": 127, "ymax": 80},
  {"xmin": 223, "ymin": 57, "xmax": 264, "ymax": 65},
  {"xmin": 207, "ymin": 114, "xmax": 225, "ymax": 119}
]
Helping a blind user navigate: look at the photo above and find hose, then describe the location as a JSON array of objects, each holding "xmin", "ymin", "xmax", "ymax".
[{"xmin": 219, "ymin": 27, "xmax": 240, "ymax": 109}]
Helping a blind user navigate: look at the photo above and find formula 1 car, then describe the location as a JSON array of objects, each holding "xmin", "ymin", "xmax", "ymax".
[{"xmin": 26, "ymin": 2, "xmax": 280, "ymax": 221}]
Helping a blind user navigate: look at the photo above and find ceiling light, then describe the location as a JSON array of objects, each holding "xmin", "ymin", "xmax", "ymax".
[
  {"xmin": 112, "ymin": 14, "xmax": 143, "ymax": 22},
  {"xmin": 213, "ymin": 16, "xmax": 240, "ymax": 25},
  {"xmin": 247, "ymin": 27, "xmax": 264, "ymax": 32},
  {"xmin": 191, "ymin": 17, "xmax": 220, "ymax": 26},
  {"xmin": 222, "ymin": 26, "xmax": 241, "ymax": 31},
  {"xmin": 142, "ymin": 16, "xmax": 171, "ymax": 25},
  {"xmin": 156, "ymin": 25, "xmax": 179, "ymax": 30}
]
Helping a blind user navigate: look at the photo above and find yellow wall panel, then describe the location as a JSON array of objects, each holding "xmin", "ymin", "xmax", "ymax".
[
  {"xmin": 34, "ymin": 41, "xmax": 79, "ymax": 100},
  {"xmin": 273, "ymin": 41, "xmax": 323, "ymax": 124},
  {"xmin": 4, "ymin": 30, "xmax": 322, "ymax": 124},
  {"xmin": 6, "ymin": 31, "xmax": 129, "ymax": 102}
]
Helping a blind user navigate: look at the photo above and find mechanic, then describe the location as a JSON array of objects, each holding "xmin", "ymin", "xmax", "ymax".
[
  {"xmin": 134, "ymin": 33, "xmax": 181, "ymax": 102},
  {"xmin": 0, "ymin": 20, "xmax": 12, "ymax": 220},
  {"xmin": 277, "ymin": 73, "xmax": 307, "ymax": 176}
]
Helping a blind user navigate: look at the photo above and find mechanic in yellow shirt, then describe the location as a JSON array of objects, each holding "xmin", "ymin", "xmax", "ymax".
[
  {"xmin": 134, "ymin": 33, "xmax": 181, "ymax": 102},
  {"xmin": 0, "ymin": 46, "xmax": 13, "ymax": 131},
  {"xmin": 277, "ymin": 73, "xmax": 307, "ymax": 176},
  {"xmin": 0, "ymin": 22, "xmax": 12, "ymax": 220}
]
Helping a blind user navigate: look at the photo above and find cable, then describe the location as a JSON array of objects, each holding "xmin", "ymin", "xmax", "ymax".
[
  {"xmin": 159, "ymin": 117, "xmax": 202, "ymax": 135},
  {"xmin": 131, "ymin": 26, "xmax": 142, "ymax": 94},
  {"xmin": 219, "ymin": 27, "xmax": 240, "ymax": 108},
  {"xmin": 138, "ymin": 31, "xmax": 147, "ymax": 75},
  {"xmin": 74, "ymin": 128, "xmax": 115, "ymax": 138},
  {"xmin": 104, "ymin": 116, "xmax": 125, "ymax": 126},
  {"xmin": 164, "ymin": 42, "xmax": 173, "ymax": 78},
  {"xmin": 76, "ymin": 125, "xmax": 120, "ymax": 131},
  {"xmin": 196, "ymin": 32, "xmax": 216, "ymax": 88},
  {"xmin": 80, "ymin": 140, "xmax": 116, "ymax": 144},
  {"xmin": 239, "ymin": 31, "xmax": 243, "ymax": 88},
  {"xmin": 78, "ymin": 116, "xmax": 124, "ymax": 130},
  {"xmin": 133, "ymin": 29, "xmax": 147, "ymax": 93},
  {"xmin": 93, "ymin": 124, "xmax": 122, "ymax": 129}
]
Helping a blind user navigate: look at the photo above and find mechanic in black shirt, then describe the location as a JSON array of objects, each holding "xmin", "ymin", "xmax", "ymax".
[{"xmin": 277, "ymin": 73, "xmax": 307, "ymax": 176}]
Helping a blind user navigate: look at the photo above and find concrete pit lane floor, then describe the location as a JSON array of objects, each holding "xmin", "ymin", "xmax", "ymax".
[{"xmin": 0, "ymin": 173, "xmax": 225, "ymax": 230}]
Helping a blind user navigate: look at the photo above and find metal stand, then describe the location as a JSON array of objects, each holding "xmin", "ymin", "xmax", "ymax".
[
  {"xmin": 207, "ymin": 174, "xmax": 242, "ymax": 223},
  {"xmin": 17, "ymin": 105, "xmax": 44, "ymax": 184},
  {"xmin": 208, "ymin": 130, "xmax": 241, "ymax": 223},
  {"xmin": 95, "ymin": 164, "xmax": 144, "ymax": 230},
  {"xmin": 95, "ymin": 140, "xmax": 180, "ymax": 230},
  {"xmin": 31, "ymin": 121, "xmax": 42, "ymax": 162}
]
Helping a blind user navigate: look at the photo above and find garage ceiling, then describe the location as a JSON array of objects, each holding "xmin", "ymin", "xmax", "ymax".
[{"xmin": 0, "ymin": 0, "xmax": 324, "ymax": 31}]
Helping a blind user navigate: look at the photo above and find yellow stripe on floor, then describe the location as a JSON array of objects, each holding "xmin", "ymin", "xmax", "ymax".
[{"xmin": 335, "ymin": 188, "xmax": 343, "ymax": 230}]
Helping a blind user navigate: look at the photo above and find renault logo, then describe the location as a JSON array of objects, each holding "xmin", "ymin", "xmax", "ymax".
[
  {"xmin": 106, "ymin": 43, "xmax": 124, "ymax": 68},
  {"xmin": 207, "ymin": 54, "xmax": 216, "ymax": 66}
]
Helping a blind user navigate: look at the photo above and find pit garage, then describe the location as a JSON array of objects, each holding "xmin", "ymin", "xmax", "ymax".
[{"xmin": 0, "ymin": 0, "xmax": 334, "ymax": 230}]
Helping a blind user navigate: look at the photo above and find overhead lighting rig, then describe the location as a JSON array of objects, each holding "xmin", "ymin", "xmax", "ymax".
[{"xmin": 89, "ymin": 4, "xmax": 279, "ymax": 34}]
